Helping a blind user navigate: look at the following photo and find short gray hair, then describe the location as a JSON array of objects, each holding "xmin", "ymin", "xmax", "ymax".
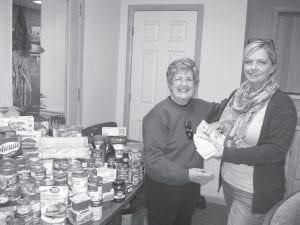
[{"xmin": 166, "ymin": 58, "xmax": 199, "ymax": 85}]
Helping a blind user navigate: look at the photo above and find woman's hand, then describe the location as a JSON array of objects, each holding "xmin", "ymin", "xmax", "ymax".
[
  {"xmin": 188, "ymin": 168, "xmax": 215, "ymax": 185},
  {"xmin": 212, "ymin": 142, "xmax": 224, "ymax": 159}
]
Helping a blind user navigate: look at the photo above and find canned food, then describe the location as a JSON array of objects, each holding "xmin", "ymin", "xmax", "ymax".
[
  {"xmin": 53, "ymin": 159, "xmax": 69, "ymax": 171},
  {"xmin": 17, "ymin": 165, "xmax": 31, "ymax": 180},
  {"xmin": 67, "ymin": 165, "xmax": 83, "ymax": 186},
  {"xmin": 41, "ymin": 177, "xmax": 54, "ymax": 186},
  {"xmin": 19, "ymin": 177, "xmax": 35, "ymax": 196},
  {"xmin": 41, "ymin": 159, "xmax": 53, "ymax": 178},
  {"xmin": 0, "ymin": 194, "xmax": 9, "ymax": 207},
  {"xmin": 31, "ymin": 165, "xmax": 46, "ymax": 181},
  {"xmin": 91, "ymin": 204, "xmax": 102, "ymax": 221},
  {"xmin": 1, "ymin": 162, "xmax": 15, "ymax": 171},
  {"xmin": 2, "ymin": 168, "xmax": 18, "ymax": 186},
  {"xmin": 88, "ymin": 175, "xmax": 102, "ymax": 204},
  {"xmin": 53, "ymin": 171, "xmax": 68, "ymax": 186},
  {"xmin": 7, "ymin": 218, "xmax": 25, "ymax": 225},
  {"xmin": 15, "ymin": 156, "xmax": 28, "ymax": 166},
  {"xmin": 67, "ymin": 158, "xmax": 81, "ymax": 167},
  {"xmin": 71, "ymin": 172, "xmax": 88, "ymax": 195}
]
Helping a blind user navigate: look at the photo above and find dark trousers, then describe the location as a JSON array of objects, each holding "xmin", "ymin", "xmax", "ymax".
[{"xmin": 144, "ymin": 175, "xmax": 200, "ymax": 225}]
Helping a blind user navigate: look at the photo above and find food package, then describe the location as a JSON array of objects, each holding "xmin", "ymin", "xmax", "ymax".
[
  {"xmin": 0, "ymin": 135, "xmax": 21, "ymax": 159},
  {"xmin": 39, "ymin": 137, "xmax": 89, "ymax": 159},
  {"xmin": 40, "ymin": 186, "xmax": 68, "ymax": 225},
  {"xmin": 53, "ymin": 124, "xmax": 82, "ymax": 137},
  {"xmin": 102, "ymin": 127, "xmax": 126, "ymax": 144},
  {"xmin": 0, "ymin": 116, "xmax": 34, "ymax": 132},
  {"xmin": 40, "ymin": 137, "xmax": 88, "ymax": 149},
  {"xmin": 68, "ymin": 208, "xmax": 93, "ymax": 225},
  {"xmin": 96, "ymin": 167, "xmax": 116, "ymax": 202},
  {"xmin": 16, "ymin": 130, "xmax": 41, "ymax": 149},
  {"xmin": 39, "ymin": 147, "xmax": 90, "ymax": 159},
  {"xmin": 0, "ymin": 126, "xmax": 15, "ymax": 138},
  {"xmin": 34, "ymin": 121, "xmax": 49, "ymax": 136},
  {"xmin": 69, "ymin": 194, "xmax": 91, "ymax": 212}
]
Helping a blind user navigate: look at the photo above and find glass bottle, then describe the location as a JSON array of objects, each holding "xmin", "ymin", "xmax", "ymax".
[{"xmin": 100, "ymin": 138, "xmax": 115, "ymax": 167}]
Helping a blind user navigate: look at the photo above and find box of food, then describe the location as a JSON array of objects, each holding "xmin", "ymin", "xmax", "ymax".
[
  {"xmin": 0, "ymin": 126, "xmax": 15, "ymax": 138},
  {"xmin": 40, "ymin": 186, "xmax": 68, "ymax": 224},
  {"xmin": 0, "ymin": 135, "xmax": 21, "ymax": 159},
  {"xmin": 16, "ymin": 130, "xmax": 41, "ymax": 149},
  {"xmin": 96, "ymin": 167, "xmax": 116, "ymax": 202},
  {"xmin": 40, "ymin": 137, "xmax": 88, "ymax": 149},
  {"xmin": 0, "ymin": 116, "xmax": 34, "ymax": 132}
]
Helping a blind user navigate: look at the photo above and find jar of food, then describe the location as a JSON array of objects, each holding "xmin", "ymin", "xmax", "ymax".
[
  {"xmin": 113, "ymin": 179, "xmax": 125, "ymax": 203},
  {"xmin": 128, "ymin": 162, "xmax": 140, "ymax": 186},
  {"xmin": 117, "ymin": 163, "xmax": 128, "ymax": 182}
]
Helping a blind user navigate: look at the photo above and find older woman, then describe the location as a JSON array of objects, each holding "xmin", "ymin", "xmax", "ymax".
[
  {"xmin": 142, "ymin": 58, "xmax": 226, "ymax": 225},
  {"xmin": 215, "ymin": 39, "xmax": 297, "ymax": 225}
]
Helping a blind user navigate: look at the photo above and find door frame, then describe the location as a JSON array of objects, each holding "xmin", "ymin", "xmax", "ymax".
[
  {"xmin": 123, "ymin": 4, "xmax": 204, "ymax": 132},
  {"xmin": 271, "ymin": 6, "xmax": 300, "ymax": 41}
]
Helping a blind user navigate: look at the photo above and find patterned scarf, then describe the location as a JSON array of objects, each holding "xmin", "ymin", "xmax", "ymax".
[{"xmin": 219, "ymin": 76, "xmax": 279, "ymax": 148}]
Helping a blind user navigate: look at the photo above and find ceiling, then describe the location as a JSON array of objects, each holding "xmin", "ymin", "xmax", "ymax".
[{"xmin": 13, "ymin": 0, "xmax": 41, "ymax": 10}]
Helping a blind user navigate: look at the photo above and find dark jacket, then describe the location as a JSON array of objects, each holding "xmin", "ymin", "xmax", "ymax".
[{"xmin": 219, "ymin": 89, "xmax": 297, "ymax": 214}]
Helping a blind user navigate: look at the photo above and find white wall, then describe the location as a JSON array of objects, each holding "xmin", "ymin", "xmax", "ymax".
[
  {"xmin": 115, "ymin": 0, "xmax": 247, "ymax": 204},
  {"xmin": 0, "ymin": 0, "xmax": 13, "ymax": 107},
  {"xmin": 82, "ymin": 0, "xmax": 121, "ymax": 127}
]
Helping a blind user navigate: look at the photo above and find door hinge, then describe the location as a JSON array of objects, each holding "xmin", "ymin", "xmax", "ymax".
[
  {"xmin": 132, "ymin": 26, "xmax": 134, "ymax": 36},
  {"xmin": 129, "ymin": 93, "xmax": 131, "ymax": 103}
]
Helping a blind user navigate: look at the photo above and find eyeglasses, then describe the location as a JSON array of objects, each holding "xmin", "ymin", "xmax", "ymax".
[
  {"xmin": 173, "ymin": 77, "xmax": 194, "ymax": 84},
  {"xmin": 185, "ymin": 121, "xmax": 194, "ymax": 140},
  {"xmin": 247, "ymin": 38, "xmax": 275, "ymax": 51}
]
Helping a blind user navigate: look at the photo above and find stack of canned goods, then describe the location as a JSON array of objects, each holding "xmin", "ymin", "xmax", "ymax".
[{"xmin": 0, "ymin": 139, "xmax": 145, "ymax": 223}]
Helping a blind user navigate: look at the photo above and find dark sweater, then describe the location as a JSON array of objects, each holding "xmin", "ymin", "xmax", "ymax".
[
  {"xmin": 219, "ymin": 89, "xmax": 297, "ymax": 213},
  {"xmin": 142, "ymin": 97, "xmax": 224, "ymax": 185}
]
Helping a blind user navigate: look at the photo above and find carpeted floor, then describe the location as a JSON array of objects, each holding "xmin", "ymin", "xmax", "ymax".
[{"xmin": 192, "ymin": 202, "xmax": 228, "ymax": 225}]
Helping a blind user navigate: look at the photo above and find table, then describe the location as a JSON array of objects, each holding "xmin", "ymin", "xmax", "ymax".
[{"xmin": 93, "ymin": 183, "xmax": 143, "ymax": 225}]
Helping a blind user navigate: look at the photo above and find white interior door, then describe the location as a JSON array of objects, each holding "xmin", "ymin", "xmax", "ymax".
[{"xmin": 128, "ymin": 11, "xmax": 197, "ymax": 141}]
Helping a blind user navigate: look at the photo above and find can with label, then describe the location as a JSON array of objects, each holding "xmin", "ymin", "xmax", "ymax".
[
  {"xmin": 19, "ymin": 177, "xmax": 35, "ymax": 196},
  {"xmin": 17, "ymin": 165, "xmax": 31, "ymax": 180},
  {"xmin": 31, "ymin": 165, "xmax": 46, "ymax": 181},
  {"xmin": 53, "ymin": 171, "xmax": 68, "ymax": 186},
  {"xmin": 16, "ymin": 198, "xmax": 33, "ymax": 225},
  {"xmin": 72, "ymin": 172, "xmax": 88, "ymax": 195},
  {"xmin": 91, "ymin": 202, "xmax": 102, "ymax": 221},
  {"xmin": 67, "ymin": 165, "xmax": 83, "ymax": 186},
  {"xmin": 2, "ymin": 168, "xmax": 18, "ymax": 187}
]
